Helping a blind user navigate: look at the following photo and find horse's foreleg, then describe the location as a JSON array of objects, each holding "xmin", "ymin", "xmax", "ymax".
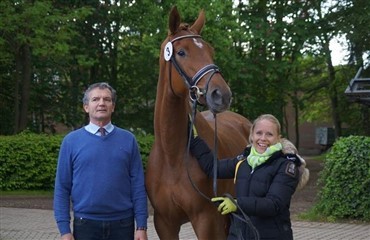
[
  {"xmin": 191, "ymin": 212, "xmax": 228, "ymax": 240},
  {"xmin": 153, "ymin": 212, "xmax": 181, "ymax": 240}
]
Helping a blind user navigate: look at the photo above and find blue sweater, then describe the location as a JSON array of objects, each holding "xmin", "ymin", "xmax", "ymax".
[{"xmin": 54, "ymin": 127, "xmax": 148, "ymax": 235}]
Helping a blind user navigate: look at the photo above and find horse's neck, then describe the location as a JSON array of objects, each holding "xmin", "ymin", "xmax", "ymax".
[{"xmin": 154, "ymin": 78, "xmax": 189, "ymax": 155}]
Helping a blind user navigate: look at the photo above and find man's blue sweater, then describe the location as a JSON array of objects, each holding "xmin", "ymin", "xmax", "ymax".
[{"xmin": 54, "ymin": 127, "xmax": 148, "ymax": 235}]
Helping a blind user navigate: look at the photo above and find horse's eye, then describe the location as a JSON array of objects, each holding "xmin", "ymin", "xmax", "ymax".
[{"xmin": 177, "ymin": 49, "xmax": 186, "ymax": 57}]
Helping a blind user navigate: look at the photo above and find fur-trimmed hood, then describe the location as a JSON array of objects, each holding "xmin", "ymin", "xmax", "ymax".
[{"xmin": 281, "ymin": 138, "xmax": 310, "ymax": 191}]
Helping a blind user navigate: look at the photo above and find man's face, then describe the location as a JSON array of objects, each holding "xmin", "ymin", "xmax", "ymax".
[{"xmin": 83, "ymin": 88, "xmax": 115, "ymax": 125}]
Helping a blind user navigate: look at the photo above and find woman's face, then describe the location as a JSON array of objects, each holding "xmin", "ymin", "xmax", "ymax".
[{"xmin": 251, "ymin": 119, "xmax": 280, "ymax": 154}]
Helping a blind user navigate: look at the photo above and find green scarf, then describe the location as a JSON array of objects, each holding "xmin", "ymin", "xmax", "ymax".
[{"xmin": 247, "ymin": 142, "xmax": 282, "ymax": 169}]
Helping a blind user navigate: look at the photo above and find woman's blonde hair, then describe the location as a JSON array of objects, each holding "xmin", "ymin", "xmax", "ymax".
[{"xmin": 249, "ymin": 114, "xmax": 281, "ymax": 143}]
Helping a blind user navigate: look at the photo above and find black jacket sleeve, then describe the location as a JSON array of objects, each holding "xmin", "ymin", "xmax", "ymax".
[
  {"xmin": 190, "ymin": 136, "xmax": 215, "ymax": 177},
  {"xmin": 190, "ymin": 136, "xmax": 243, "ymax": 179}
]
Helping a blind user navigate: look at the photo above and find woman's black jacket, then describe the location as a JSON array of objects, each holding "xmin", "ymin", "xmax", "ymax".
[{"xmin": 190, "ymin": 137, "xmax": 301, "ymax": 240}]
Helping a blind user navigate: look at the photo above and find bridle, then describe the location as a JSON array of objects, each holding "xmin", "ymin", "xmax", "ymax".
[{"xmin": 165, "ymin": 34, "xmax": 221, "ymax": 102}]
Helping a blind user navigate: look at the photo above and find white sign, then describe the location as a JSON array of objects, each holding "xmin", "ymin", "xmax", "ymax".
[{"xmin": 164, "ymin": 42, "xmax": 173, "ymax": 61}]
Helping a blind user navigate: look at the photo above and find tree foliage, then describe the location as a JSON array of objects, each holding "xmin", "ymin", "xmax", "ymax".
[{"xmin": 0, "ymin": 0, "xmax": 369, "ymax": 138}]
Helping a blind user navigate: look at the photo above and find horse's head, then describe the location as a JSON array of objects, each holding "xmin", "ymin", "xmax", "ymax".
[{"xmin": 160, "ymin": 6, "xmax": 232, "ymax": 114}]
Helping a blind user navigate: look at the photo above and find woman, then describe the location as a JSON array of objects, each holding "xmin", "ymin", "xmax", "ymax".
[{"xmin": 190, "ymin": 114, "xmax": 306, "ymax": 240}]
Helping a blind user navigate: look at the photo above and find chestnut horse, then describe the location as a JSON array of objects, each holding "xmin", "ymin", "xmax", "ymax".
[{"xmin": 146, "ymin": 6, "xmax": 251, "ymax": 240}]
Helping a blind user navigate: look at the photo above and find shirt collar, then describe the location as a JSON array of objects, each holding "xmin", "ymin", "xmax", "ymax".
[{"xmin": 85, "ymin": 122, "xmax": 114, "ymax": 135}]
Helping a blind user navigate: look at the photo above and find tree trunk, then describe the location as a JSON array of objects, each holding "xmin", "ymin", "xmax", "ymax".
[
  {"xmin": 13, "ymin": 50, "xmax": 21, "ymax": 134},
  {"xmin": 19, "ymin": 44, "xmax": 32, "ymax": 133},
  {"xmin": 323, "ymin": 34, "xmax": 342, "ymax": 138},
  {"xmin": 294, "ymin": 93, "xmax": 300, "ymax": 149},
  {"xmin": 13, "ymin": 43, "xmax": 32, "ymax": 134},
  {"xmin": 361, "ymin": 106, "xmax": 370, "ymax": 136}
]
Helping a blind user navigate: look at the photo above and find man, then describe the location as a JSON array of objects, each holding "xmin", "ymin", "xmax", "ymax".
[{"xmin": 54, "ymin": 82, "xmax": 148, "ymax": 240}]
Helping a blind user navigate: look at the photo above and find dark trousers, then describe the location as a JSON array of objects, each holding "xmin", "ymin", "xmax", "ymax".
[{"xmin": 73, "ymin": 217, "xmax": 134, "ymax": 240}]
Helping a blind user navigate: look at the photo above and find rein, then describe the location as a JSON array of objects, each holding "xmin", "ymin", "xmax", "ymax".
[{"xmin": 186, "ymin": 100, "xmax": 219, "ymax": 200}]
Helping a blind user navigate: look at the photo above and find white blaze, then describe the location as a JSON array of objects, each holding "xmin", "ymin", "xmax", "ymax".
[{"xmin": 193, "ymin": 38, "xmax": 203, "ymax": 48}]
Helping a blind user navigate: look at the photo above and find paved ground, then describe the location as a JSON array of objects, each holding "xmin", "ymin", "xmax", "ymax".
[{"xmin": 1, "ymin": 207, "xmax": 369, "ymax": 240}]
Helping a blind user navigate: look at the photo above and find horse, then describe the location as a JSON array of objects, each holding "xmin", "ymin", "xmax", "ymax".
[{"xmin": 145, "ymin": 6, "xmax": 251, "ymax": 240}]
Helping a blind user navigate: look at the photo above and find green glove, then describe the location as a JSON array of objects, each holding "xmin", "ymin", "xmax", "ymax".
[{"xmin": 211, "ymin": 197, "xmax": 237, "ymax": 215}]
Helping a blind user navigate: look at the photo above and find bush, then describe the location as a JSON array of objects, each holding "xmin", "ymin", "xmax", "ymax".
[
  {"xmin": 314, "ymin": 135, "xmax": 370, "ymax": 221},
  {"xmin": 0, "ymin": 132, "xmax": 63, "ymax": 190},
  {"xmin": 0, "ymin": 131, "xmax": 154, "ymax": 191},
  {"xmin": 135, "ymin": 133, "xmax": 154, "ymax": 171}
]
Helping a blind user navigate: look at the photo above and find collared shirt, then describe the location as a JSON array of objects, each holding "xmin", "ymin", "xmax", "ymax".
[{"xmin": 85, "ymin": 122, "xmax": 114, "ymax": 136}]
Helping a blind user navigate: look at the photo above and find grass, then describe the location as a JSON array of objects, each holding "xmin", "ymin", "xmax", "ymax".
[
  {"xmin": 298, "ymin": 209, "xmax": 370, "ymax": 224},
  {"xmin": 0, "ymin": 190, "xmax": 54, "ymax": 197},
  {"xmin": 309, "ymin": 153, "xmax": 326, "ymax": 161},
  {"xmin": 297, "ymin": 208, "xmax": 329, "ymax": 222}
]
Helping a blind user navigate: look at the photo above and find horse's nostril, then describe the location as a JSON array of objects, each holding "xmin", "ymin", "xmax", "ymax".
[
  {"xmin": 211, "ymin": 89, "xmax": 230, "ymax": 106},
  {"xmin": 211, "ymin": 89, "xmax": 223, "ymax": 105},
  {"xmin": 207, "ymin": 89, "xmax": 231, "ymax": 113}
]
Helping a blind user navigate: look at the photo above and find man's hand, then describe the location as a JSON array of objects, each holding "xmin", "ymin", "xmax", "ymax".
[
  {"xmin": 61, "ymin": 233, "xmax": 74, "ymax": 240},
  {"xmin": 211, "ymin": 197, "xmax": 237, "ymax": 215},
  {"xmin": 135, "ymin": 229, "xmax": 148, "ymax": 240}
]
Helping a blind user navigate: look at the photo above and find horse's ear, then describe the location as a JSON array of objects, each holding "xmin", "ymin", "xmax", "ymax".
[
  {"xmin": 169, "ymin": 6, "xmax": 181, "ymax": 35},
  {"xmin": 191, "ymin": 9, "xmax": 205, "ymax": 34}
]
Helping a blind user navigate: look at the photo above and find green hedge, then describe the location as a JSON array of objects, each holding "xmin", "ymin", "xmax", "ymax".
[
  {"xmin": 135, "ymin": 133, "xmax": 154, "ymax": 170},
  {"xmin": 0, "ymin": 132, "xmax": 62, "ymax": 190},
  {"xmin": 0, "ymin": 131, "xmax": 154, "ymax": 191},
  {"xmin": 314, "ymin": 135, "xmax": 370, "ymax": 221}
]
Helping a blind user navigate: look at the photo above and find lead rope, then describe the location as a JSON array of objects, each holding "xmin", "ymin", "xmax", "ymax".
[
  {"xmin": 212, "ymin": 112, "xmax": 218, "ymax": 197},
  {"xmin": 186, "ymin": 99, "xmax": 212, "ymax": 201},
  {"xmin": 186, "ymin": 97, "xmax": 218, "ymax": 199},
  {"xmin": 186, "ymin": 102, "xmax": 260, "ymax": 240},
  {"xmin": 186, "ymin": 101, "xmax": 259, "ymax": 240}
]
